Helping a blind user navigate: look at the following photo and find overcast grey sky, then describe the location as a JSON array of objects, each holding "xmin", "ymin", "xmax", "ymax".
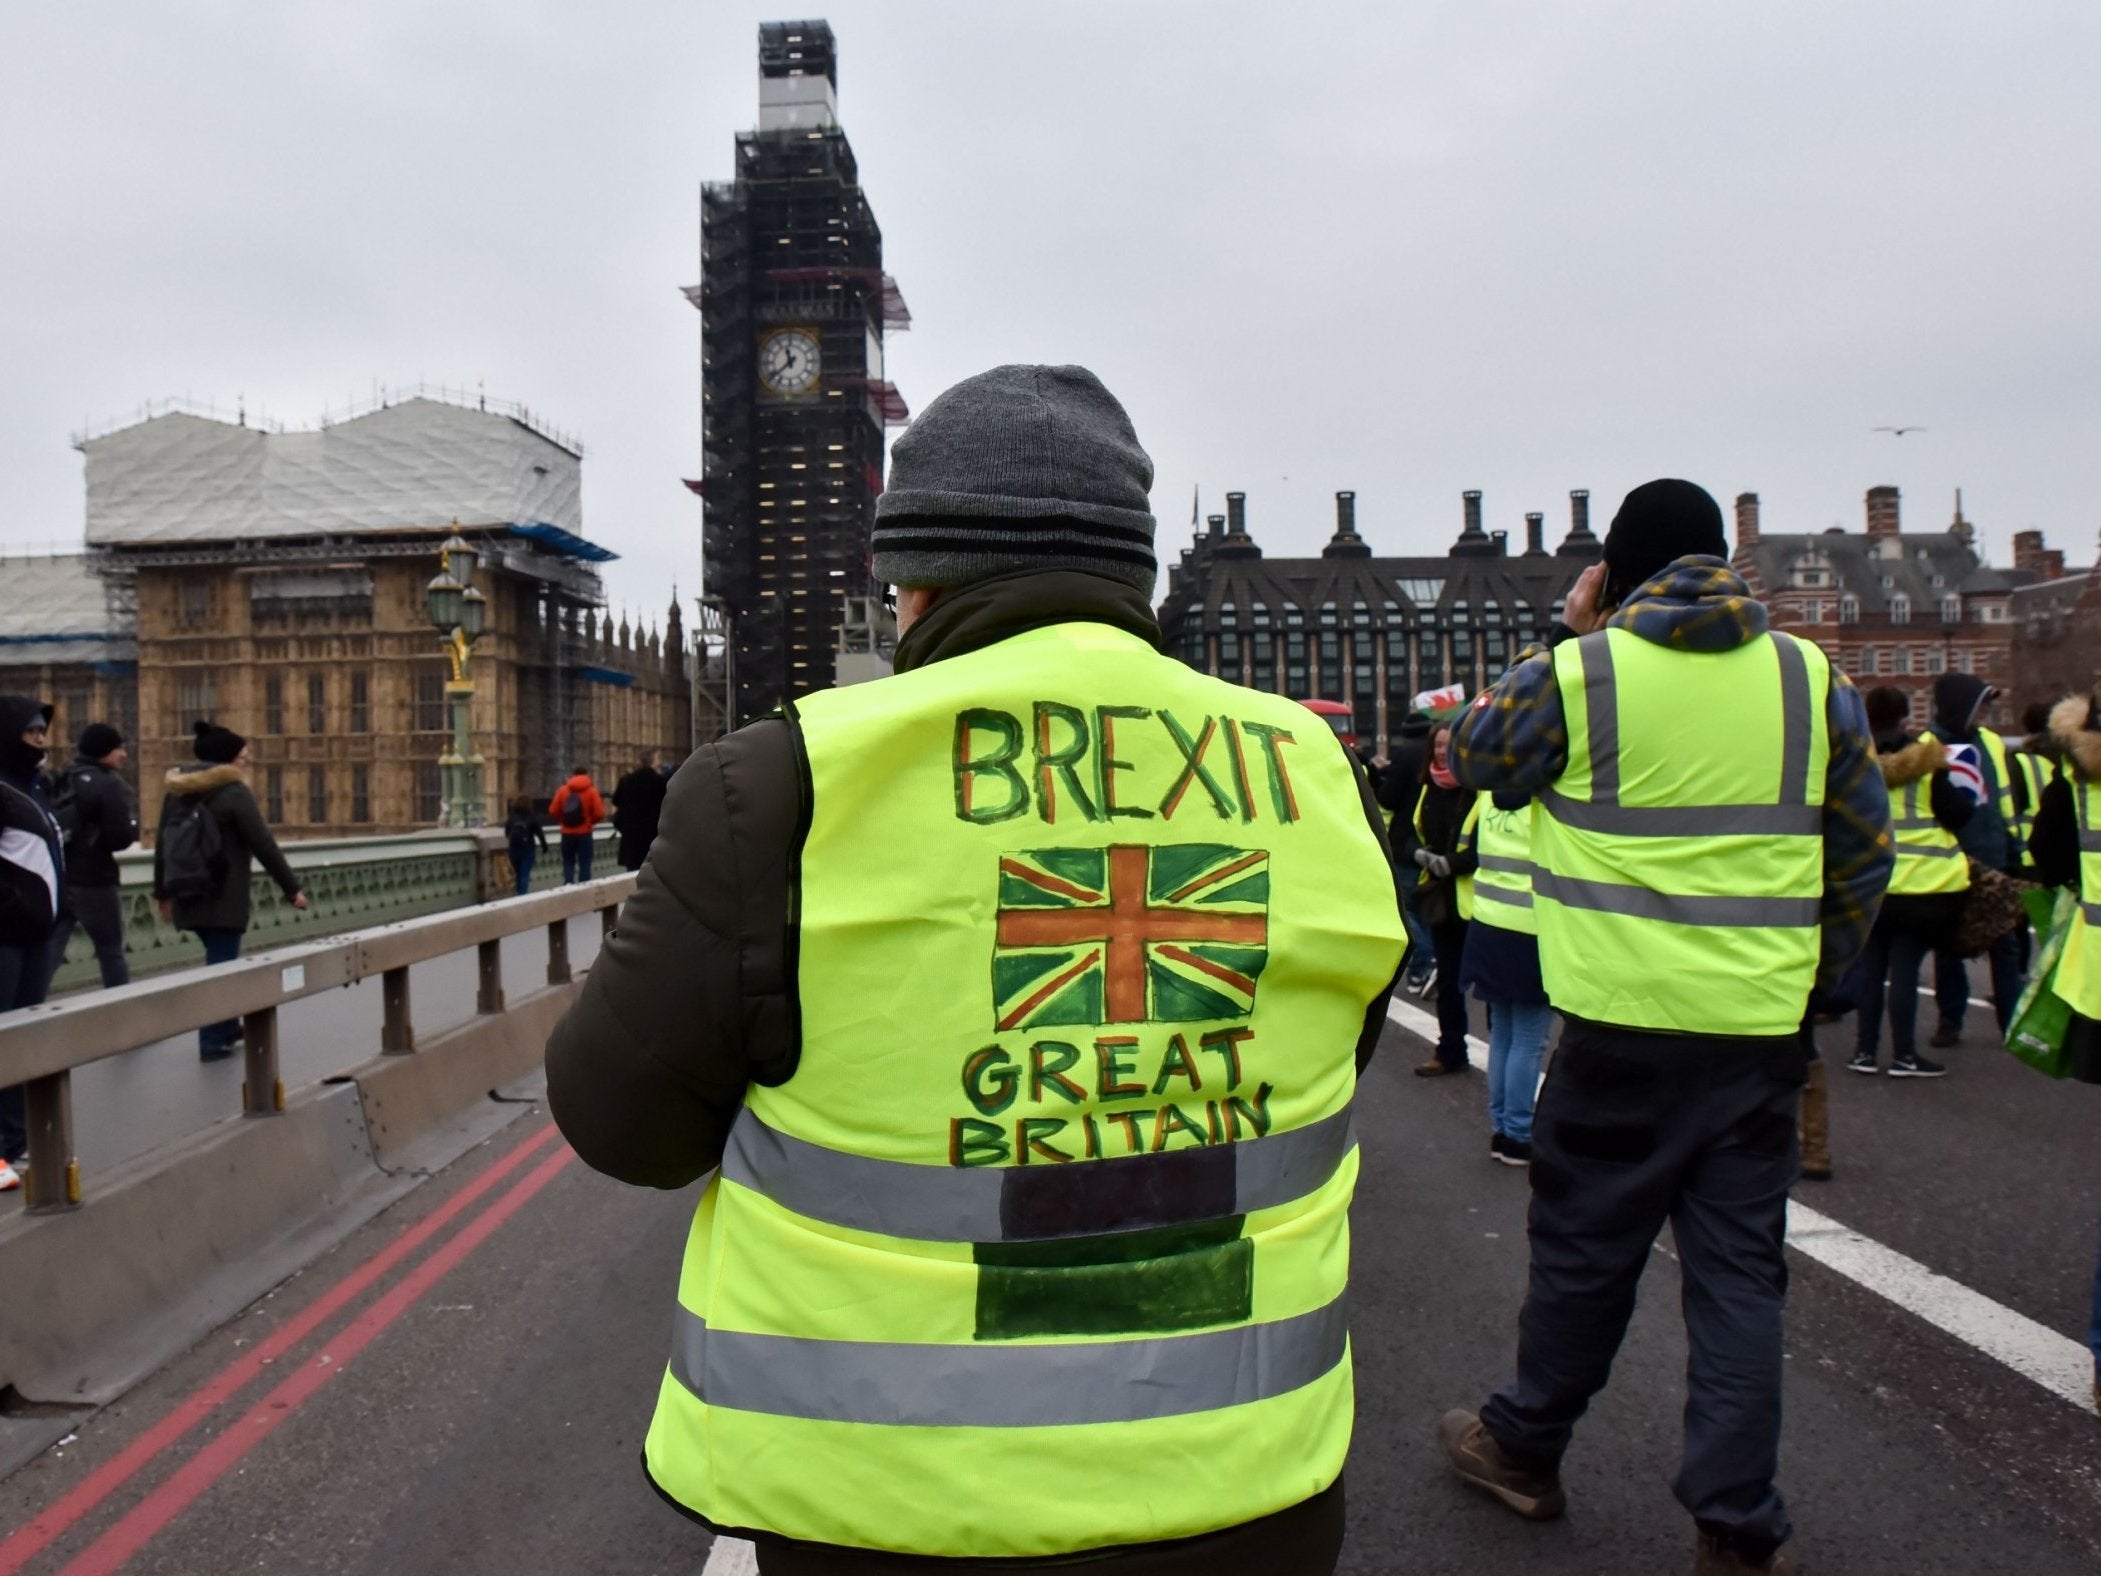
[{"xmin": 5, "ymin": 1, "xmax": 2098, "ymax": 625}]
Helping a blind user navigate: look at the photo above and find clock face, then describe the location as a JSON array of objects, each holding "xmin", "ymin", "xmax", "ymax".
[{"xmin": 759, "ymin": 328, "xmax": 822, "ymax": 395}]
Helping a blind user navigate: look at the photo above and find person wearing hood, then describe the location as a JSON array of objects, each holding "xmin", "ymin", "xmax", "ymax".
[
  {"xmin": 2024, "ymin": 688, "xmax": 2101, "ymax": 1411},
  {"xmin": 152, "ymin": 721, "xmax": 307, "ymax": 1060},
  {"xmin": 611, "ymin": 750, "xmax": 669, "ymax": 872},
  {"xmin": 547, "ymin": 768, "xmax": 606, "ymax": 884},
  {"xmin": 1432, "ymin": 480, "xmax": 1892, "ymax": 1575},
  {"xmin": 48, "ymin": 721, "xmax": 138, "ymax": 989},
  {"xmin": 1847, "ymin": 687, "xmax": 1973, "ymax": 1078},
  {"xmin": 0, "ymin": 695, "xmax": 64, "ymax": 1191},
  {"xmin": 1923, "ymin": 671, "xmax": 2024, "ymax": 1044}
]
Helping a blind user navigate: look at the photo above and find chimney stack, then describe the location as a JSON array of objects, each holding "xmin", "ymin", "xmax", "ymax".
[
  {"xmin": 1336, "ymin": 491, "xmax": 1356, "ymax": 536},
  {"xmin": 1206, "ymin": 513, "xmax": 1226, "ymax": 539},
  {"xmin": 1524, "ymin": 512, "xmax": 1546, "ymax": 555},
  {"xmin": 2012, "ymin": 529, "xmax": 2066, "ymax": 580},
  {"xmin": 1865, "ymin": 486, "xmax": 1901, "ymax": 539},
  {"xmin": 1226, "ymin": 492, "xmax": 1248, "ymax": 538},
  {"xmin": 1491, "ymin": 530, "xmax": 1509, "ymax": 556},
  {"xmin": 1558, "ymin": 489, "xmax": 1601, "ymax": 557},
  {"xmin": 1734, "ymin": 492, "xmax": 1761, "ymax": 549},
  {"xmin": 1463, "ymin": 490, "xmax": 1484, "ymax": 537},
  {"xmin": 1323, "ymin": 490, "xmax": 1371, "ymax": 558}
]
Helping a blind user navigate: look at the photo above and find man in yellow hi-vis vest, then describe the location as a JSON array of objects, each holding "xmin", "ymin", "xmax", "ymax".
[
  {"xmin": 548, "ymin": 366, "xmax": 1405, "ymax": 1574},
  {"xmin": 1431, "ymin": 480, "xmax": 1893, "ymax": 1576}
]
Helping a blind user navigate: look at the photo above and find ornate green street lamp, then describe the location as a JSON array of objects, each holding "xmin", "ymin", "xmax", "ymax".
[{"xmin": 425, "ymin": 527, "xmax": 488, "ymax": 826}]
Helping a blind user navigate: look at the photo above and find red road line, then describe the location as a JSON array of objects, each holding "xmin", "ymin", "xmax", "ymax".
[
  {"xmin": 56, "ymin": 1142, "xmax": 577, "ymax": 1575},
  {"xmin": 0, "ymin": 1119, "xmax": 566, "ymax": 1574}
]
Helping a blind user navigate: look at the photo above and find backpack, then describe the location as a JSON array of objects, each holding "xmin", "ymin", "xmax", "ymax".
[
  {"xmin": 50, "ymin": 769, "xmax": 87, "ymax": 851},
  {"xmin": 159, "ymin": 792, "xmax": 228, "ymax": 901},
  {"xmin": 559, "ymin": 789, "xmax": 588, "ymax": 830}
]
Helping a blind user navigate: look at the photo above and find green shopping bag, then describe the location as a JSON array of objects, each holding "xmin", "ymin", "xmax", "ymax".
[{"xmin": 2004, "ymin": 888, "xmax": 2079, "ymax": 1078}]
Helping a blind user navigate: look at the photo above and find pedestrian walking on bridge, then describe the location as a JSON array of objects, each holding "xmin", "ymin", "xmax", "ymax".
[
  {"xmin": 48, "ymin": 722, "xmax": 138, "ymax": 989},
  {"xmin": 1433, "ymin": 479, "xmax": 1893, "ymax": 1575},
  {"xmin": 549, "ymin": 365, "xmax": 1405, "ymax": 1574},
  {"xmin": 611, "ymin": 749, "xmax": 669, "ymax": 872},
  {"xmin": 0, "ymin": 696, "xmax": 63, "ymax": 1193},
  {"xmin": 547, "ymin": 769, "xmax": 604, "ymax": 884}
]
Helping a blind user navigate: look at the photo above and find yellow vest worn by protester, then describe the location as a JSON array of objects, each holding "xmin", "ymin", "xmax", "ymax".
[
  {"xmin": 1471, "ymin": 792, "xmax": 1539, "ymax": 936},
  {"xmin": 2060, "ymin": 775, "xmax": 2101, "ymax": 1020},
  {"xmin": 645, "ymin": 621, "xmax": 1406, "ymax": 1558},
  {"xmin": 1531, "ymin": 627, "xmax": 1832, "ymax": 1036},
  {"xmin": 2009, "ymin": 748, "xmax": 2050, "ymax": 856},
  {"xmin": 1412, "ymin": 785, "xmax": 1483, "ymax": 921},
  {"xmin": 1886, "ymin": 772, "xmax": 1970, "ymax": 898}
]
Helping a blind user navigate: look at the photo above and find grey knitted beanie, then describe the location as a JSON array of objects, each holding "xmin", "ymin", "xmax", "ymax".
[{"xmin": 871, "ymin": 364, "xmax": 1158, "ymax": 596}]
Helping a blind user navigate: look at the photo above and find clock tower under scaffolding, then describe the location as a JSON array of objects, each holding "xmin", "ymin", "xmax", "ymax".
[{"xmin": 688, "ymin": 19, "xmax": 910, "ymax": 727}]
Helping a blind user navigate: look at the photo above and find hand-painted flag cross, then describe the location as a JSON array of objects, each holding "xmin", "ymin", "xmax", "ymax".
[{"xmin": 992, "ymin": 844, "xmax": 1270, "ymax": 1029}]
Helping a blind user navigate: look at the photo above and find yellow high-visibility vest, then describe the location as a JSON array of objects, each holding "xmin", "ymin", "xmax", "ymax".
[
  {"xmin": 1530, "ymin": 627, "xmax": 1832, "ymax": 1035},
  {"xmin": 1886, "ymin": 772, "xmax": 1970, "ymax": 897},
  {"xmin": 2060, "ymin": 775, "xmax": 2101, "ymax": 1020},
  {"xmin": 1413, "ymin": 784, "xmax": 1482, "ymax": 921},
  {"xmin": 644, "ymin": 620, "xmax": 1405, "ymax": 1557},
  {"xmin": 1470, "ymin": 792, "xmax": 1539, "ymax": 936}
]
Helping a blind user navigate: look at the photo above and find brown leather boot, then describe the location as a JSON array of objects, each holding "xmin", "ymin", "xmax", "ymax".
[
  {"xmin": 1694, "ymin": 1531, "xmax": 1801, "ymax": 1573},
  {"xmin": 1436, "ymin": 1410, "xmax": 1566, "ymax": 1520},
  {"xmin": 1798, "ymin": 1060, "xmax": 1832, "ymax": 1181}
]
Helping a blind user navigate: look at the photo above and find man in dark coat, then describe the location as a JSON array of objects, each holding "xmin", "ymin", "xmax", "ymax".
[
  {"xmin": 0, "ymin": 695, "xmax": 64, "ymax": 1188},
  {"xmin": 48, "ymin": 721, "xmax": 138, "ymax": 988},
  {"xmin": 152, "ymin": 721, "xmax": 307, "ymax": 1060},
  {"xmin": 611, "ymin": 750, "xmax": 669, "ymax": 872}
]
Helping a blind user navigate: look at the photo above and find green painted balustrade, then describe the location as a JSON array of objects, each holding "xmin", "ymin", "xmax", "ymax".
[{"xmin": 49, "ymin": 826, "xmax": 617, "ymax": 994}]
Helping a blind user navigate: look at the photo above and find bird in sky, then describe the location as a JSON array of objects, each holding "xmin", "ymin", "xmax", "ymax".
[{"xmin": 1872, "ymin": 425, "xmax": 1927, "ymax": 436}]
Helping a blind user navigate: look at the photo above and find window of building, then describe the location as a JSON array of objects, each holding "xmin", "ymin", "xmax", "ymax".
[
  {"xmin": 1284, "ymin": 632, "xmax": 1305, "ymax": 662},
  {"xmin": 1892, "ymin": 647, "xmax": 1912, "ymax": 674},
  {"xmin": 414, "ymin": 670, "xmax": 447, "ymax": 732},
  {"xmin": 414, "ymin": 762, "xmax": 443, "ymax": 822},
  {"xmin": 263, "ymin": 675, "xmax": 284, "ymax": 734},
  {"xmin": 1285, "ymin": 664, "xmax": 1307, "ymax": 695},
  {"xmin": 1940, "ymin": 597, "xmax": 1960, "ymax": 622},
  {"xmin": 1284, "ymin": 605, "xmax": 1304, "ymax": 628},
  {"xmin": 1803, "ymin": 600, "xmax": 1823, "ymax": 624},
  {"xmin": 176, "ymin": 674, "xmax": 216, "ymax": 729},
  {"xmin": 1980, "ymin": 603, "xmax": 2007, "ymax": 623},
  {"xmin": 1250, "ymin": 604, "xmax": 1270, "ymax": 627},
  {"xmin": 1220, "ymin": 633, "xmax": 1240, "ymax": 664},
  {"xmin": 1319, "ymin": 602, "xmax": 1337, "ymax": 627},
  {"xmin": 1218, "ymin": 601, "xmax": 1236, "ymax": 628},
  {"xmin": 1484, "ymin": 631, "xmax": 1507, "ymax": 665},
  {"xmin": 1352, "ymin": 601, "xmax": 1370, "ymax": 625},
  {"xmin": 307, "ymin": 768, "xmax": 327, "ymax": 825},
  {"xmin": 1318, "ymin": 633, "xmax": 1338, "ymax": 661},
  {"xmin": 1889, "ymin": 595, "xmax": 1910, "ymax": 624},
  {"xmin": 350, "ymin": 671, "xmax": 370, "ymax": 733},
  {"xmin": 1394, "ymin": 578, "xmax": 1445, "ymax": 606},
  {"xmin": 1924, "ymin": 648, "xmax": 1945, "ymax": 673},
  {"xmin": 1793, "ymin": 554, "xmax": 1830, "ymax": 588},
  {"xmin": 1839, "ymin": 596, "xmax": 1859, "ymax": 624},
  {"xmin": 351, "ymin": 765, "xmax": 371, "ymax": 824},
  {"xmin": 265, "ymin": 765, "xmax": 284, "ymax": 822},
  {"xmin": 180, "ymin": 579, "xmax": 213, "ymax": 629}
]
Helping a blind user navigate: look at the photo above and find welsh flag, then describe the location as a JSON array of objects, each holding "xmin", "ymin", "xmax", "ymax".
[{"xmin": 992, "ymin": 845, "xmax": 1270, "ymax": 1030}]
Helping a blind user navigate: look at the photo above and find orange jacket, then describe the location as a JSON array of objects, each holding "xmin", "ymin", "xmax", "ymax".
[{"xmin": 548, "ymin": 775, "xmax": 606, "ymax": 835}]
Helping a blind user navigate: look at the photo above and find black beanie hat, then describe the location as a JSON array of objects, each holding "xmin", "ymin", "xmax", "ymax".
[
  {"xmin": 79, "ymin": 722, "xmax": 125, "ymax": 761},
  {"xmin": 1863, "ymin": 686, "xmax": 1912, "ymax": 735},
  {"xmin": 193, "ymin": 719, "xmax": 248, "ymax": 764},
  {"xmin": 1603, "ymin": 479, "xmax": 1728, "ymax": 594},
  {"xmin": 871, "ymin": 365, "xmax": 1158, "ymax": 597}
]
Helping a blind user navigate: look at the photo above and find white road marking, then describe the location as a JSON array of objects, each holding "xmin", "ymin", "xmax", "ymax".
[
  {"xmin": 1383, "ymin": 997, "xmax": 2096, "ymax": 1413},
  {"xmin": 702, "ymin": 1535, "xmax": 759, "ymax": 1574}
]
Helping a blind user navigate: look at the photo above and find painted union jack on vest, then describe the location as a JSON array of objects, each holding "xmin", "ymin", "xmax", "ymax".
[{"xmin": 992, "ymin": 844, "xmax": 1270, "ymax": 1030}]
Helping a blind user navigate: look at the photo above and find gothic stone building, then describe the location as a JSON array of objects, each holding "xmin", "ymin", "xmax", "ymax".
[
  {"xmin": 1157, "ymin": 490, "xmax": 1602, "ymax": 752},
  {"xmin": 74, "ymin": 394, "xmax": 690, "ymax": 836}
]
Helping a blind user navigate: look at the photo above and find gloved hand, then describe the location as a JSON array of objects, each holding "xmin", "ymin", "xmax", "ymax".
[
  {"xmin": 1412, "ymin": 848, "xmax": 1437, "ymax": 870},
  {"xmin": 1425, "ymin": 853, "xmax": 1453, "ymax": 879}
]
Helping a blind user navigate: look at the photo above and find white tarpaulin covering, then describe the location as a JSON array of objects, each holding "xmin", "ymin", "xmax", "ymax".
[
  {"xmin": 83, "ymin": 398, "xmax": 583, "ymax": 545},
  {"xmin": 0, "ymin": 554, "xmax": 132, "ymax": 663}
]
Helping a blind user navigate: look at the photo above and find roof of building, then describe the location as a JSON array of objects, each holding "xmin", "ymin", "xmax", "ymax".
[
  {"xmin": 0, "ymin": 554, "xmax": 134, "ymax": 664},
  {"xmin": 2011, "ymin": 564, "xmax": 2100, "ymax": 619},
  {"xmin": 1172, "ymin": 549, "xmax": 1582, "ymax": 629},
  {"xmin": 1742, "ymin": 529, "xmax": 2032, "ymax": 616},
  {"xmin": 81, "ymin": 397, "xmax": 585, "ymax": 547}
]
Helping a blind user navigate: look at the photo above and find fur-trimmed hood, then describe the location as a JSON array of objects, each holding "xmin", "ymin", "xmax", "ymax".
[
  {"xmin": 164, "ymin": 763, "xmax": 246, "ymax": 797},
  {"xmin": 2049, "ymin": 695, "xmax": 2101, "ymax": 781},
  {"xmin": 1877, "ymin": 735, "xmax": 1947, "ymax": 789}
]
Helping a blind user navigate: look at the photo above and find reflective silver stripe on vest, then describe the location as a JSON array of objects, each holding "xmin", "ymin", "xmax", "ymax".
[
  {"xmin": 1533, "ymin": 869, "xmax": 1818, "ymax": 928},
  {"xmin": 1476, "ymin": 854, "xmax": 1538, "ymax": 878},
  {"xmin": 1576, "ymin": 633, "xmax": 1621, "ymax": 801},
  {"xmin": 1538, "ymin": 790, "xmax": 1820, "ymax": 838},
  {"xmin": 1474, "ymin": 886, "xmax": 1535, "ymax": 910},
  {"xmin": 2084, "ymin": 902, "xmax": 2101, "ymax": 927},
  {"xmin": 667, "ymin": 1296, "xmax": 1349, "ymax": 1428},
  {"xmin": 1773, "ymin": 634, "xmax": 1814, "ymax": 806},
  {"xmin": 721, "ymin": 1103, "xmax": 1355, "ymax": 1244},
  {"xmin": 1892, "ymin": 842, "xmax": 1962, "ymax": 860}
]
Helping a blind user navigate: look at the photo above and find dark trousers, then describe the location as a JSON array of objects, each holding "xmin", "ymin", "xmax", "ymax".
[
  {"xmin": 50, "ymin": 883, "xmax": 130, "ymax": 988},
  {"xmin": 750, "ymin": 1478, "xmax": 1345, "ymax": 1575},
  {"xmin": 192, "ymin": 926, "xmax": 245, "ymax": 1054},
  {"xmin": 1854, "ymin": 915, "xmax": 1933, "ymax": 1061},
  {"xmin": 1479, "ymin": 1021, "xmax": 1802, "ymax": 1557},
  {"xmin": 1933, "ymin": 925, "xmax": 2025, "ymax": 1036},
  {"xmin": 0, "ymin": 941, "xmax": 56, "ymax": 1161},
  {"xmin": 1430, "ymin": 919, "xmax": 1472, "ymax": 1067},
  {"xmin": 511, "ymin": 847, "xmax": 536, "ymax": 896},
  {"xmin": 560, "ymin": 833, "xmax": 593, "ymax": 885}
]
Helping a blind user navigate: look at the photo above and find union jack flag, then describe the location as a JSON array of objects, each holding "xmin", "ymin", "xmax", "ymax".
[{"xmin": 991, "ymin": 845, "xmax": 1270, "ymax": 1030}]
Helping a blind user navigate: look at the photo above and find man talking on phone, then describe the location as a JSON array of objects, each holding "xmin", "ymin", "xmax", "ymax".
[{"xmin": 1430, "ymin": 479, "xmax": 1892, "ymax": 1574}]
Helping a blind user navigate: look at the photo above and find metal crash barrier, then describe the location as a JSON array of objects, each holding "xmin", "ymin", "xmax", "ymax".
[{"xmin": 0, "ymin": 873, "xmax": 635, "ymax": 1214}]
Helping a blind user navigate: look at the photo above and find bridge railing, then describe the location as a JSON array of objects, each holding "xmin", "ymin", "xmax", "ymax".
[
  {"xmin": 2, "ymin": 873, "xmax": 635, "ymax": 1213},
  {"xmin": 49, "ymin": 825, "xmax": 617, "ymax": 992}
]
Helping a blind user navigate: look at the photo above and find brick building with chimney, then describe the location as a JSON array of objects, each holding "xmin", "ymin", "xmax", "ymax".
[
  {"xmin": 1730, "ymin": 486, "xmax": 2072, "ymax": 727},
  {"xmin": 2008, "ymin": 531, "xmax": 2101, "ymax": 717}
]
